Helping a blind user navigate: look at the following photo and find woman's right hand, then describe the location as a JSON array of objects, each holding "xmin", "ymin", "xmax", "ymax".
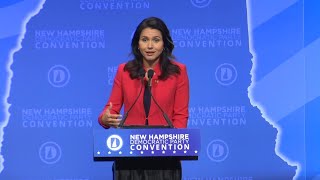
[{"xmin": 102, "ymin": 102, "xmax": 122, "ymax": 128}]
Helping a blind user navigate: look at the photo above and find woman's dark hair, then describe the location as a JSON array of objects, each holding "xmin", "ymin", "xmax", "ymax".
[{"xmin": 124, "ymin": 17, "xmax": 180, "ymax": 80}]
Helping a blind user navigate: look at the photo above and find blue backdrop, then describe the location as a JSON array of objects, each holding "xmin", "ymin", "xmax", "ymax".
[{"xmin": 0, "ymin": 0, "xmax": 319, "ymax": 179}]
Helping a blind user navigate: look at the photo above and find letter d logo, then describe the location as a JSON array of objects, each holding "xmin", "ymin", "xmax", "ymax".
[{"xmin": 48, "ymin": 65, "xmax": 70, "ymax": 87}]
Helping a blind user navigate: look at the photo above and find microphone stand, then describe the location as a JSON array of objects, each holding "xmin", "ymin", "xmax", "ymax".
[
  {"xmin": 147, "ymin": 85, "xmax": 174, "ymax": 128},
  {"xmin": 118, "ymin": 70, "xmax": 145, "ymax": 128},
  {"xmin": 147, "ymin": 69, "xmax": 174, "ymax": 128}
]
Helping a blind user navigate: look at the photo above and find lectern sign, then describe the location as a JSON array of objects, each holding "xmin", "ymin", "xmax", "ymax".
[{"xmin": 94, "ymin": 128, "xmax": 201, "ymax": 160}]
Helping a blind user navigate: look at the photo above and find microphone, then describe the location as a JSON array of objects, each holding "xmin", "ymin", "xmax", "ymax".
[
  {"xmin": 147, "ymin": 69, "xmax": 154, "ymax": 86},
  {"xmin": 146, "ymin": 70, "xmax": 174, "ymax": 128},
  {"xmin": 118, "ymin": 68, "xmax": 145, "ymax": 127}
]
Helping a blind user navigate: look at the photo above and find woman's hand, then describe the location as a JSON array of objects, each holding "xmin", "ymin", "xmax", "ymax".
[{"xmin": 102, "ymin": 102, "xmax": 122, "ymax": 128}]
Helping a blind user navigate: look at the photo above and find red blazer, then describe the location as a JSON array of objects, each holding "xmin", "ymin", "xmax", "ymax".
[{"xmin": 98, "ymin": 61, "xmax": 189, "ymax": 128}]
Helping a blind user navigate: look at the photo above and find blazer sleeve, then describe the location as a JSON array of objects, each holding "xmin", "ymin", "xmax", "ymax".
[
  {"xmin": 172, "ymin": 64, "xmax": 190, "ymax": 128},
  {"xmin": 98, "ymin": 64, "xmax": 124, "ymax": 128}
]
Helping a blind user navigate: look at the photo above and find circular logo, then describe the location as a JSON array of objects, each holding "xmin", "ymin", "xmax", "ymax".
[
  {"xmin": 190, "ymin": 0, "xmax": 212, "ymax": 8},
  {"xmin": 106, "ymin": 134, "xmax": 123, "ymax": 151},
  {"xmin": 48, "ymin": 65, "xmax": 70, "ymax": 87},
  {"xmin": 207, "ymin": 139, "xmax": 229, "ymax": 162},
  {"xmin": 39, "ymin": 141, "xmax": 62, "ymax": 164},
  {"xmin": 215, "ymin": 63, "xmax": 237, "ymax": 86}
]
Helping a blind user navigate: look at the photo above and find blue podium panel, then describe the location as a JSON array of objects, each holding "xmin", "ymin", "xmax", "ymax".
[{"xmin": 94, "ymin": 128, "xmax": 201, "ymax": 160}]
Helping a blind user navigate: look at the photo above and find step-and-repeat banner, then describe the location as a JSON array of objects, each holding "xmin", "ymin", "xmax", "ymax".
[{"xmin": 1, "ymin": 0, "xmax": 315, "ymax": 179}]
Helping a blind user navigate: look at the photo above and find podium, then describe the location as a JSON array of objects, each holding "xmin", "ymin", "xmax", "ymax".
[
  {"xmin": 93, "ymin": 128, "xmax": 201, "ymax": 180},
  {"xmin": 93, "ymin": 128, "xmax": 201, "ymax": 160}
]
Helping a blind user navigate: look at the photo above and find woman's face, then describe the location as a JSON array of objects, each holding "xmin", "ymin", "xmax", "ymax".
[{"xmin": 138, "ymin": 27, "xmax": 164, "ymax": 66}]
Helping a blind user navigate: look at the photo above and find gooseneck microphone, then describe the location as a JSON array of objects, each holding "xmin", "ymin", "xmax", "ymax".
[
  {"xmin": 147, "ymin": 69, "xmax": 154, "ymax": 87},
  {"xmin": 118, "ymin": 68, "xmax": 145, "ymax": 127},
  {"xmin": 146, "ymin": 69, "xmax": 174, "ymax": 128}
]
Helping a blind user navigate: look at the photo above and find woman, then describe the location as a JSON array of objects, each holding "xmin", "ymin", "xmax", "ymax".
[{"xmin": 98, "ymin": 16, "xmax": 189, "ymax": 180}]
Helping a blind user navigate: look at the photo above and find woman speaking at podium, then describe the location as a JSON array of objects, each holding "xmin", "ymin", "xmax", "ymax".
[{"xmin": 98, "ymin": 16, "xmax": 190, "ymax": 180}]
